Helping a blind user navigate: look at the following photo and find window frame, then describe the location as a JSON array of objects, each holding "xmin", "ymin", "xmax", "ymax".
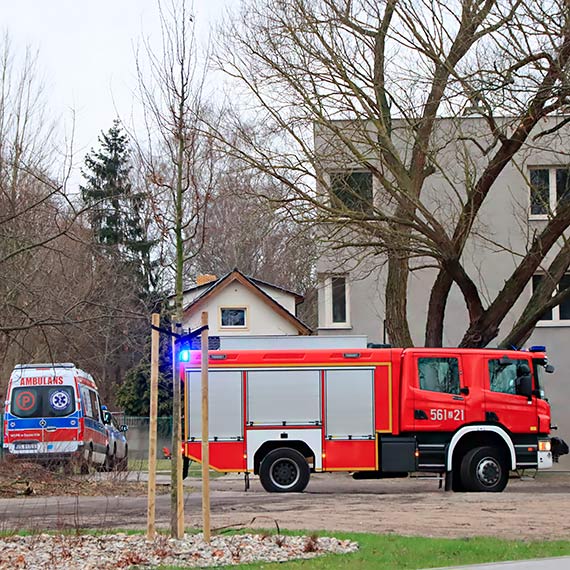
[
  {"xmin": 532, "ymin": 273, "xmax": 570, "ymax": 327},
  {"xmin": 529, "ymin": 166, "xmax": 570, "ymax": 220},
  {"xmin": 321, "ymin": 274, "xmax": 351, "ymax": 329},
  {"xmin": 417, "ymin": 356, "xmax": 461, "ymax": 395},
  {"xmin": 10, "ymin": 385, "xmax": 76, "ymax": 418},
  {"xmin": 219, "ymin": 306, "xmax": 248, "ymax": 329},
  {"xmin": 487, "ymin": 358, "xmax": 531, "ymax": 396}
]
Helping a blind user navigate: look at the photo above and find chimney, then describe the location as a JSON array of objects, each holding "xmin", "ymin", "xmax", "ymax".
[{"xmin": 196, "ymin": 274, "xmax": 218, "ymax": 286}]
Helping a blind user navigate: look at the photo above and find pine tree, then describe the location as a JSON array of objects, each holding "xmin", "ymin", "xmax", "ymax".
[{"xmin": 81, "ymin": 120, "xmax": 157, "ymax": 297}]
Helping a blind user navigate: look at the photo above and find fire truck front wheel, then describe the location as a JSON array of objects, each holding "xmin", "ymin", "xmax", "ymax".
[
  {"xmin": 460, "ymin": 446, "xmax": 508, "ymax": 492},
  {"xmin": 259, "ymin": 448, "xmax": 310, "ymax": 493}
]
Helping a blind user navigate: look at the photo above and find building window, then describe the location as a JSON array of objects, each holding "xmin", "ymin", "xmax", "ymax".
[
  {"xmin": 532, "ymin": 274, "xmax": 570, "ymax": 322},
  {"xmin": 220, "ymin": 307, "xmax": 247, "ymax": 328},
  {"xmin": 330, "ymin": 171, "xmax": 373, "ymax": 212},
  {"xmin": 529, "ymin": 167, "xmax": 570, "ymax": 217},
  {"xmin": 321, "ymin": 274, "xmax": 350, "ymax": 327},
  {"xmin": 332, "ymin": 277, "xmax": 346, "ymax": 323}
]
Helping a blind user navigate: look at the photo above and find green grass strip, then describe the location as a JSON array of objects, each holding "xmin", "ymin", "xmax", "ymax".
[{"xmin": 157, "ymin": 532, "xmax": 570, "ymax": 570}]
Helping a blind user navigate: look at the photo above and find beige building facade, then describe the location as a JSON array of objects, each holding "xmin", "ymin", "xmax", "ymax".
[
  {"xmin": 181, "ymin": 269, "xmax": 311, "ymax": 338},
  {"xmin": 315, "ymin": 116, "xmax": 570, "ymax": 468}
]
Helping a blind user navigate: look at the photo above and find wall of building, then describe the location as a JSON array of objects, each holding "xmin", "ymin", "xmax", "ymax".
[
  {"xmin": 183, "ymin": 282, "xmax": 300, "ymax": 336},
  {"xmin": 315, "ymin": 116, "xmax": 570, "ymax": 468}
]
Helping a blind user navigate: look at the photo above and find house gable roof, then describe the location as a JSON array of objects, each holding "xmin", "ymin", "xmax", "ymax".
[
  {"xmin": 182, "ymin": 269, "xmax": 312, "ymax": 335},
  {"xmin": 180, "ymin": 273, "xmax": 304, "ymax": 304}
]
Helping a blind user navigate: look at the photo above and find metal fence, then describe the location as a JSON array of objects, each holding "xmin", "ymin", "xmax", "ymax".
[{"xmin": 121, "ymin": 416, "xmax": 173, "ymax": 459}]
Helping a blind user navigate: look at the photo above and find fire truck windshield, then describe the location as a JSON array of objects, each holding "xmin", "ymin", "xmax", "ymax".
[{"xmin": 10, "ymin": 386, "xmax": 75, "ymax": 418}]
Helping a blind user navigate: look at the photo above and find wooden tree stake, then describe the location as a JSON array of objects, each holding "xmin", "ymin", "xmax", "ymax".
[
  {"xmin": 201, "ymin": 311, "xmax": 211, "ymax": 542},
  {"xmin": 147, "ymin": 313, "xmax": 160, "ymax": 539}
]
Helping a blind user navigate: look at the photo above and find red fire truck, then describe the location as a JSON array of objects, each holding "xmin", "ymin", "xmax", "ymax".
[{"xmin": 181, "ymin": 345, "xmax": 566, "ymax": 493}]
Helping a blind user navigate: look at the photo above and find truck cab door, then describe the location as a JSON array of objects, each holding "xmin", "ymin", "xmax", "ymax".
[
  {"xmin": 412, "ymin": 355, "xmax": 468, "ymax": 431},
  {"xmin": 483, "ymin": 356, "xmax": 537, "ymax": 433}
]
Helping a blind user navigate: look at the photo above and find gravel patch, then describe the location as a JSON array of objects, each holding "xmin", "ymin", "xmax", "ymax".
[{"xmin": 0, "ymin": 532, "xmax": 359, "ymax": 569}]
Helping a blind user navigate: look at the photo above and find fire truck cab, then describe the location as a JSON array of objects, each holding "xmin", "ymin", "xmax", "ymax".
[{"xmin": 182, "ymin": 345, "xmax": 565, "ymax": 493}]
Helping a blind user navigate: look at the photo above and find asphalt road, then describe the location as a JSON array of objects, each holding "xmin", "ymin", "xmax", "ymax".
[{"xmin": 1, "ymin": 471, "xmax": 570, "ymax": 539}]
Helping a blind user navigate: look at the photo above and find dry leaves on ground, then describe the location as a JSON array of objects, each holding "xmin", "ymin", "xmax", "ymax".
[{"xmin": 0, "ymin": 460, "xmax": 160, "ymax": 498}]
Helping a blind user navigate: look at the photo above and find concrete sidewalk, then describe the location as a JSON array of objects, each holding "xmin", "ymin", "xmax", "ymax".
[{"xmin": 431, "ymin": 556, "xmax": 570, "ymax": 570}]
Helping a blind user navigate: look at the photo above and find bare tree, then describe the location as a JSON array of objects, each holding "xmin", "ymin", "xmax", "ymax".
[
  {"xmin": 213, "ymin": 0, "xmax": 570, "ymax": 348},
  {"xmin": 188, "ymin": 161, "xmax": 317, "ymax": 294},
  {"xmin": 134, "ymin": 0, "xmax": 218, "ymax": 538},
  {"xmin": 0, "ymin": 37, "xmax": 148, "ymax": 403},
  {"xmin": 0, "ymin": 35, "xmax": 81, "ymax": 375}
]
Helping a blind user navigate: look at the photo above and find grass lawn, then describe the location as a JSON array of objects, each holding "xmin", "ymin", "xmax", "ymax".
[{"xmin": 160, "ymin": 532, "xmax": 570, "ymax": 570}]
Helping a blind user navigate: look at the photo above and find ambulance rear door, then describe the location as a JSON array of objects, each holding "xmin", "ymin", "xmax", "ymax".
[{"xmin": 5, "ymin": 364, "xmax": 80, "ymax": 457}]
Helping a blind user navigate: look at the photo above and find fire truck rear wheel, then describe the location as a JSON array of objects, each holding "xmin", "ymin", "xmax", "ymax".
[
  {"xmin": 259, "ymin": 448, "xmax": 310, "ymax": 493},
  {"xmin": 460, "ymin": 446, "xmax": 508, "ymax": 492}
]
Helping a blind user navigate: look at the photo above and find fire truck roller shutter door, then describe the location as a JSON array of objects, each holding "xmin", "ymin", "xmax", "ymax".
[
  {"xmin": 187, "ymin": 370, "xmax": 243, "ymax": 440},
  {"xmin": 247, "ymin": 369, "xmax": 321, "ymax": 426},
  {"xmin": 325, "ymin": 368, "xmax": 374, "ymax": 439}
]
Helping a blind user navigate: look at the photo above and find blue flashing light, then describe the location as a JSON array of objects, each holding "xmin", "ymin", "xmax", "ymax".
[
  {"xmin": 180, "ymin": 350, "xmax": 190, "ymax": 362},
  {"xmin": 529, "ymin": 345, "xmax": 546, "ymax": 353}
]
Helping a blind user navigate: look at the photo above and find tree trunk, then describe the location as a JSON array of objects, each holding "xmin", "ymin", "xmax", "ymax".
[
  {"xmin": 385, "ymin": 253, "xmax": 413, "ymax": 347},
  {"xmin": 425, "ymin": 271, "xmax": 452, "ymax": 347}
]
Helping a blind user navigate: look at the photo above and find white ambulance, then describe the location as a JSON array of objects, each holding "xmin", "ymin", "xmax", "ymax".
[{"xmin": 3, "ymin": 363, "xmax": 108, "ymax": 471}]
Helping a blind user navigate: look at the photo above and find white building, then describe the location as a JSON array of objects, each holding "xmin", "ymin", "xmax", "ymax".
[{"xmin": 181, "ymin": 269, "xmax": 311, "ymax": 338}]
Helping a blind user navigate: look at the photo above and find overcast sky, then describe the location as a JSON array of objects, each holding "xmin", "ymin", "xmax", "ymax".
[{"xmin": 0, "ymin": 0, "xmax": 229, "ymax": 184}]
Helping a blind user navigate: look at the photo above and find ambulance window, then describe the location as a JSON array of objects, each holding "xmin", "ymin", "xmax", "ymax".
[
  {"xmin": 418, "ymin": 357, "xmax": 460, "ymax": 395},
  {"xmin": 45, "ymin": 387, "xmax": 74, "ymax": 417},
  {"xmin": 10, "ymin": 386, "xmax": 75, "ymax": 418},
  {"xmin": 80, "ymin": 386, "xmax": 93, "ymax": 417},
  {"xmin": 88, "ymin": 390, "xmax": 100, "ymax": 420},
  {"xmin": 80, "ymin": 386, "xmax": 101, "ymax": 419},
  {"xmin": 11, "ymin": 387, "xmax": 42, "ymax": 418}
]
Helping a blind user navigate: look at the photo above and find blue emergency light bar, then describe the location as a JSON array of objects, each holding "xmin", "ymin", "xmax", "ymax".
[
  {"xmin": 180, "ymin": 350, "xmax": 190, "ymax": 362},
  {"xmin": 528, "ymin": 345, "xmax": 546, "ymax": 352}
]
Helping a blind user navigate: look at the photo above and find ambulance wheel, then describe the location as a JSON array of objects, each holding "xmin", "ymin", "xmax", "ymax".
[
  {"xmin": 117, "ymin": 447, "xmax": 128, "ymax": 472},
  {"xmin": 63, "ymin": 460, "xmax": 74, "ymax": 476},
  {"xmin": 80, "ymin": 448, "xmax": 93, "ymax": 475},
  {"xmin": 104, "ymin": 446, "xmax": 115, "ymax": 472},
  {"xmin": 259, "ymin": 448, "xmax": 310, "ymax": 493},
  {"xmin": 460, "ymin": 446, "xmax": 508, "ymax": 492}
]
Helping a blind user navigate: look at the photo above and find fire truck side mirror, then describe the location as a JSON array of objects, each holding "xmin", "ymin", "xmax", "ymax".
[{"xmin": 545, "ymin": 364, "xmax": 555, "ymax": 374}]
